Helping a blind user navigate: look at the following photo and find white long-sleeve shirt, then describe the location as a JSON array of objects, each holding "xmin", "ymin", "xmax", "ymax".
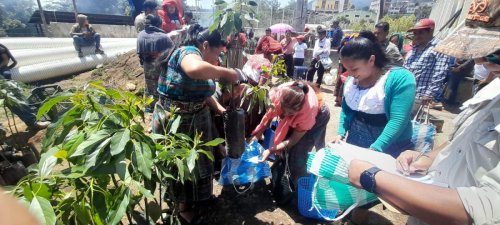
[{"xmin": 312, "ymin": 37, "xmax": 330, "ymax": 59}]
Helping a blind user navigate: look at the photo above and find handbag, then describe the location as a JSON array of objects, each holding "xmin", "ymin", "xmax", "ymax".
[
  {"xmin": 270, "ymin": 151, "xmax": 294, "ymax": 205},
  {"xmin": 305, "ymin": 148, "xmax": 378, "ymax": 221},
  {"xmin": 318, "ymin": 57, "xmax": 333, "ymax": 70},
  {"xmin": 411, "ymin": 104, "xmax": 436, "ymax": 153}
]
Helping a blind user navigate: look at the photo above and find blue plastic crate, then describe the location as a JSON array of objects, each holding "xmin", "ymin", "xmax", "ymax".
[
  {"xmin": 294, "ymin": 66, "xmax": 308, "ymax": 80},
  {"xmin": 297, "ymin": 175, "xmax": 339, "ymax": 221}
]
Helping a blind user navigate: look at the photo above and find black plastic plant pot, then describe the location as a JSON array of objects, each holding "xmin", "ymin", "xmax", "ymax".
[
  {"xmin": 223, "ymin": 108, "xmax": 246, "ymax": 159},
  {"xmin": 0, "ymin": 161, "xmax": 27, "ymax": 185}
]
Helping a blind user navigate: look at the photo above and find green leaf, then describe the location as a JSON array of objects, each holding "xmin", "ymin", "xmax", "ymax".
[
  {"xmin": 209, "ymin": 18, "xmax": 220, "ymax": 32},
  {"xmin": 169, "ymin": 115, "xmax": 181, "ymax": 134},
  {"xmin": 202, "ymin": 138, "xmax": 225, "ymax": 147},
  {"xmin": 38, "ymin": 146, "xmax": 59, "ymax": 177},
  {"xmin": 110, "ymin": 129, "xmax": 130, "ymax": 156},
  {"xmin": 234, "ymin": 13, "xmax": 243, "ymax": 32},
  {"xmin": 132, "ymin": 141, "xmax": 153, "ymax": 179},
  {"xmin": 53, "ymin": 149, "xmax": 68, "ymax": 159},
  {"xmin": 187, "ymin": 149, "xmax": 197, "ymax": 173},
  {"xmin": 30, "ymin": 196, "xmax": 56, "ymax": 225},
  {"xmin": 175, "ymin": 158, "xmax": 185, "ymax": 183},
  {"xmin": 71, "ymin": 129, "xmax": 112, "ymax": 158},
  {"xmin": 66, "ymin": 132, "xmax": 85, "ymax": 157},
  {"xmin": 36, "ymin": 92, "xmax": 73, "ymax": 120},
  {"xmin": 84, "ymin": 137, "xmax": 111, "ymax": 170},
  {"xmin": 106, "ymin": 189, "xmax": 130, "ymax": 225},
  {"xmin": 196, "ymin": 149, "xmax": 215, "ymax": 161},
  {"xmin": 220, "ymin": 13, "xmax": 229, "ymax": 27},
  {"xmin": 132, "ymin": 180, "xmax": 154, "ymax": 200},
  {"xmin": 149, "ymin": 133, "xmax": 166, "ymax": 141},
  {"xmin": 23, "ymin": 183, "xmax": 53, "ymax": 202},
  {"xmin": 115, "ymin": 153, "xmax": 128, "ymax": 180},
  {"xmin": 214, "ymin": 0, "xmax": 226, "ymax": 5}
]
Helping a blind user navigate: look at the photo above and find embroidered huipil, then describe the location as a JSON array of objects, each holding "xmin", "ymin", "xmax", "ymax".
[{"xmin": 157, "ymin": 46, "xmax": 216, "ymax": 101}]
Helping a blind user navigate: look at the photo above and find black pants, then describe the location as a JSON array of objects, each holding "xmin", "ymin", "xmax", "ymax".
[
  {"xmin": 293, "ymin": 58, "xmax": 304, "ymax": 66},
  {"xmin": 306, "ymin": 58, "xmax": 324, "ymax": 86},
  {"xmin": 283, "ymin": 54, "xmax": 294, "ymax": 78}
]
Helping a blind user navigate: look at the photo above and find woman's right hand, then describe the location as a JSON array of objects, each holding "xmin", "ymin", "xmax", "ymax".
[{"xmin": 396, "ymin": 150, "xmax": 433, "ymax": 175}]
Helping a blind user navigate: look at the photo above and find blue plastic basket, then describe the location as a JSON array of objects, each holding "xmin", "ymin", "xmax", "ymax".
[
  {"xmin": 297, "ymin": 175, "xmax": 339, "ymax": 221},
  {"xmin": 294, "ymin": 66, "xmax": 308, "ymax": 80}
]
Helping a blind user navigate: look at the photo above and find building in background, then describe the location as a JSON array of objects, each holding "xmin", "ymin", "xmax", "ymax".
[
  {"xmin": 370, "ymin": 0, "xmax": 426, "ymax": 17},
  {"xmin": 314, "ymin": 0, "xmax": 351, "ymax": 13},
  {"xmin": 370, "ymin": 0, "xmax": 392, "ymax": 15},
  {"xmin": 333, "ymin": 10, "xmax": 376, "ymax": 23}
]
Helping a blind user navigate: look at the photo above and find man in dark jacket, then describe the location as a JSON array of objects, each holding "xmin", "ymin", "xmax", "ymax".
[{"xmin": 137, "ymin": 14, "xmax": 174, "ymax": 111}]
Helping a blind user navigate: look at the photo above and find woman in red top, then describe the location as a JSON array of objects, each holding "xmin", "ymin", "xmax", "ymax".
[
  {"xmin": 158, "ymin": 0, "xmax": 185, "ymax": 33},
  {"xmin": 251, "ymin": 81, "xmax": 330, "ymax": 204}
]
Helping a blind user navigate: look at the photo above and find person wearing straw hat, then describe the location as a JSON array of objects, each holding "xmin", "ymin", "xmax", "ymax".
[
  {"xmin": 347, "ymin": 1, "xmax": 500, "ymax": 224},
  {"xmin": 403, "ymin": 18, "xmax": 450, "ymax": 110},
  {"xmin": 70, "ymin": 14, "xmax": 104, "ymax": 58}
]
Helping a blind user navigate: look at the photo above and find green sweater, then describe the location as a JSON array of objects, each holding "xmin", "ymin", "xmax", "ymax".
[{"xmin": 338, "ymin": 67, "xmax": 416, "ymax": 152}]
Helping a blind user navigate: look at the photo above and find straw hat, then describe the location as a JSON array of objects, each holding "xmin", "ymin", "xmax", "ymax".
[{"xmin": 434, "ymin": 0, "xmax": 500, "ymax": 59}]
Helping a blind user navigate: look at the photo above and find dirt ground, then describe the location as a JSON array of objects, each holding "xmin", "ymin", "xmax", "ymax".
[{"xmin": 1, "ymin": 51, "xmax": 461, "ymax": 225}]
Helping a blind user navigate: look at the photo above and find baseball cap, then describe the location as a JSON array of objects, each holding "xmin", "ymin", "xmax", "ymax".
[{"xmin": 408, "ymin": 19, "xmax": 435, "ymax": 32}]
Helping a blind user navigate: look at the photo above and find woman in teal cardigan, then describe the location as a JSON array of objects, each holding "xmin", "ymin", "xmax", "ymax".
[{"xmin": 332, "ymin": 31, "xmax": 416, "ymax": 158}]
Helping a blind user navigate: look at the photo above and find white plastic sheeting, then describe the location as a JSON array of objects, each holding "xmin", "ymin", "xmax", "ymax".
[
  {"xmin": 0, "ymin": 37, "xmax": 136, "ymax": 83},
  {"xmin": 1, "ymin": 38, "xmax": 136, "ymax": 50},
  {"xmin": 11, "ymin": 41, "xmax": 136, "ymax": 67}
]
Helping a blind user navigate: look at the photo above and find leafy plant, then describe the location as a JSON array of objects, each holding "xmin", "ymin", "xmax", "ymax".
[
  {"xmin": 209, "ymin": 0, "xmax": 259, "ymax": 38},
  {"xmin": 0, "ymin": 79, "xmax": 31, "ymax": 136},
  {"xmin": 8, "ymin": 81, "xmax": 220, "ymax": 225}
]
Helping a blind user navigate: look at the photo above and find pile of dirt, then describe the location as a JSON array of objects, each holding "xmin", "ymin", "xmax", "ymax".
[{"xmin": 57, "ymin": 50, "xmax": 144, "ymax": 91}]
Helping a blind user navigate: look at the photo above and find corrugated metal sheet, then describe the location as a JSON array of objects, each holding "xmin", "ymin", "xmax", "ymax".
[{"xmin": 430, "ymin": 0, "xmax": 473, "ymax": 39}]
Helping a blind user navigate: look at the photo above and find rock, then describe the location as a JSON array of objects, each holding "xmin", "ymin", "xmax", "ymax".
[{"xmin": 126, "ymin": 83, "xmax": 136, "ymax": 91}]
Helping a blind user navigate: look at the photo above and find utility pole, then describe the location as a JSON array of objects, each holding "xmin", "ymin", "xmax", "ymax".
[
  {"xmin": 36, "ymin": 0, "xmax": 49, "ymax": 37},
  {"xmin": 72, "ymin": 0, "xmax": 78, "ymax": 20},
  {"xmin": 377, "ymin": 0, "xmax": 384, "ymax": 22},
  {"xmin": 282, "ymin": 8, "xmax": 285, "ymax": 23},
  {"xmin": 270, "ymin": 6, "xmax": 273, "ymax": 27}
]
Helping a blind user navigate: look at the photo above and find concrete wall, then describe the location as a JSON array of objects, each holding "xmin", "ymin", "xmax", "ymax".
[{"xmin": 47, "ymin": 22, "xmax": 137, "ymax": 38}]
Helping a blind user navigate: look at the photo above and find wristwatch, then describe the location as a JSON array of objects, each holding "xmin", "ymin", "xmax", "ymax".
[{"xmin": 360, "ymin": 167, "xmax": 382, "ymax": 193}]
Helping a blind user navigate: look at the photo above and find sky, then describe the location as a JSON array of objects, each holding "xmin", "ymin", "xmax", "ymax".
[{"xmin": 185, "ymin": 0, "xmax": 371, "ymax": 9}]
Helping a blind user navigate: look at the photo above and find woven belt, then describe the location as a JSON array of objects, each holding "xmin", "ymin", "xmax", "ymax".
[{"xmin": 159, "ymin": 97, "xmax": 206, "ymax": 114}]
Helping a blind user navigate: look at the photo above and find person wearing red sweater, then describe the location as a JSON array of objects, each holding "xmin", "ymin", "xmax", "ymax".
[{"xmin": 157, "ymin": 0, "xmax": 184, "ymax": 33}]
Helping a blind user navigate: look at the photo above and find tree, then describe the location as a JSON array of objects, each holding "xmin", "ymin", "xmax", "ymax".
[
  {"xmin": 381, "ymin": 14, "xmax": 416, "ymax": 33},
  {"xmin": 415, "ymin": 5, "xmax": 432, "ymax": 20},
  {"xmin": 41, "ymin": 0, "xmax": 73, "ymax": 11},
  {"xmin": 0, "ymin": 0, "xmax": 34, "ymax": 37}
]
